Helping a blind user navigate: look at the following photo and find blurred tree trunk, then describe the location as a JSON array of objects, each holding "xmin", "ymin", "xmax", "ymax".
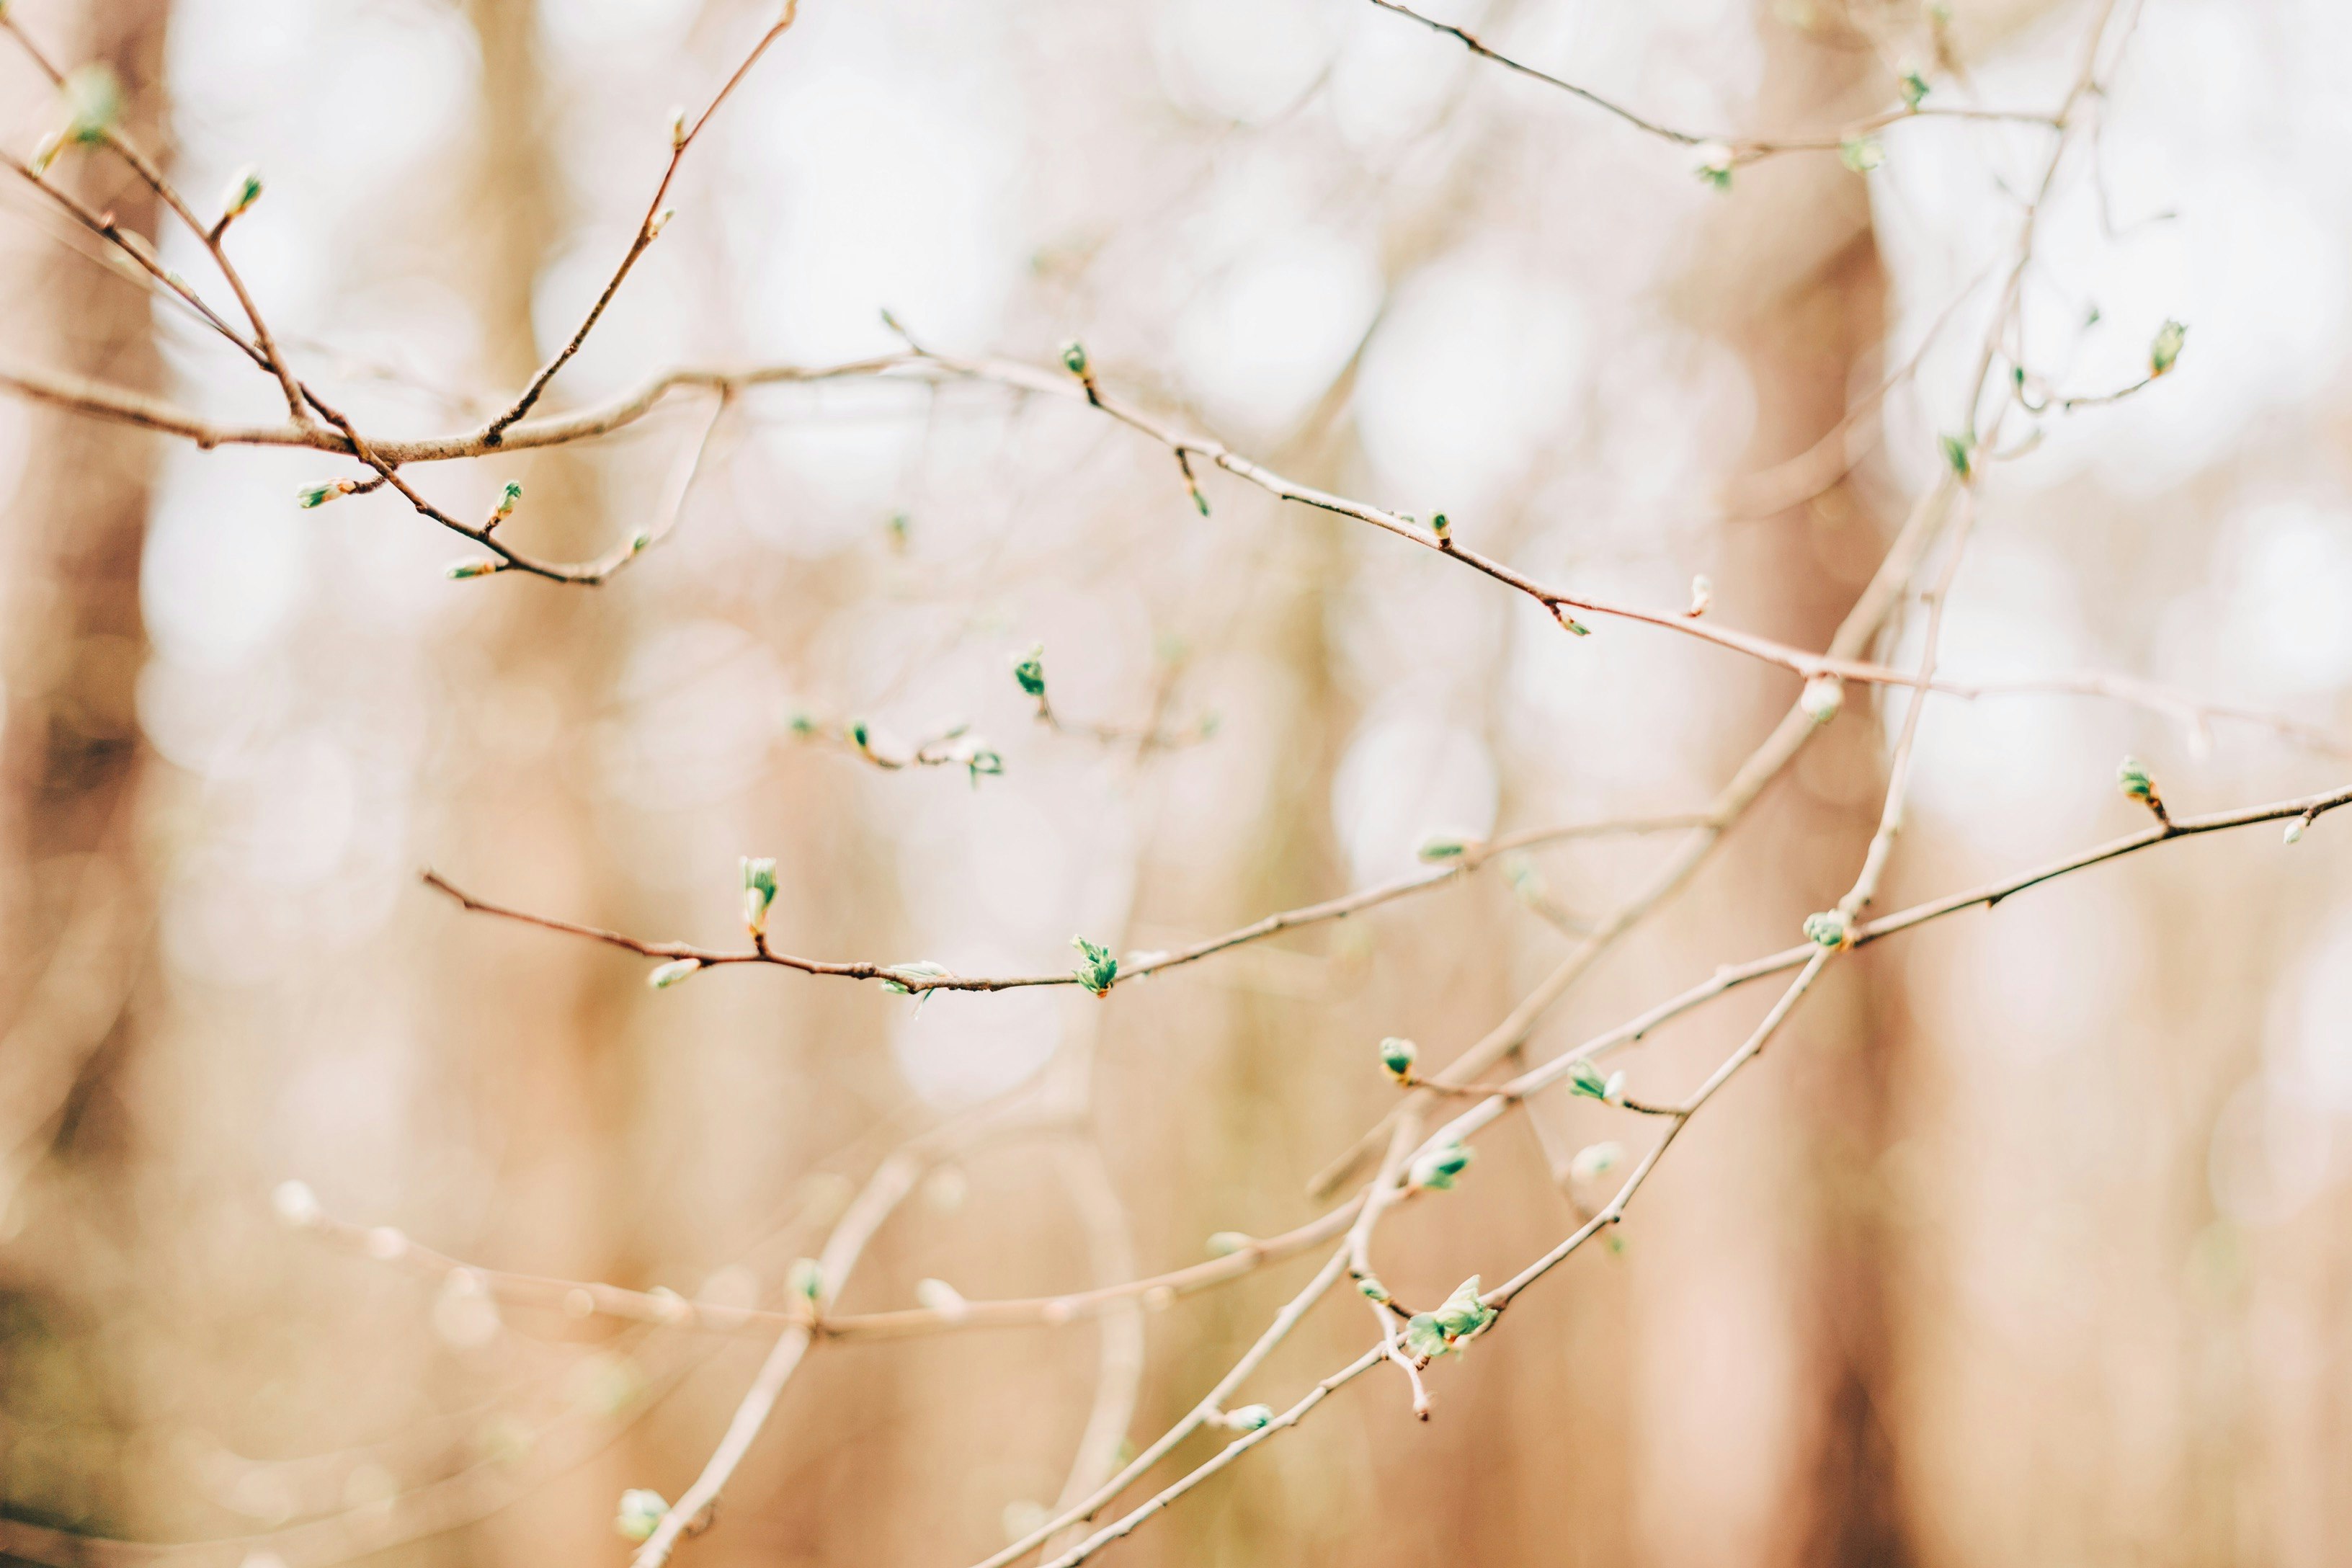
[
  {"xmin": 1652, "ymin": 6, "xmax": 1914, "ymax": 1566},
  {"xmin": 0, "ymin": 0, "xmax": 170, "ymax": 1531},
  {"xmin": 442, "ymin": 2, "xmax": 638, "ymax": 1561}
]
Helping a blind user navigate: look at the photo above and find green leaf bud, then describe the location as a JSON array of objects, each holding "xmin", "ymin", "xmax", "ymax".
[
  {"xmin": 1409, "ymin": 1139, "xmax": 1474, "ymax": 1190},
  {"xmin": 1012, "ymin": 644, "xmax": 1046, "ymax": 698},
  {"xmin": 615, "ymin": 1489, "xmax": 669, "ymax": 1543},
  {"xmin": 1071, "ymin": 935, "xmax": 1118, "ymax": 995},
  {"xmin": 221, "ymin": 164, "xmax": 264, "ymax": 221},
  {"xmin": 1378, "ymin": 1036, "xmax": 1417, "ymax": 1081}
]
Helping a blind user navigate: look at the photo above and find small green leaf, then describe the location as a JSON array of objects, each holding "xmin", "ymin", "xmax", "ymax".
[
  {"xmin": 1012, "ymin": 644, "xmax": 1046, "ymax": 698},
  {"xmin": 1071, "ymin": 936, "xmax": 1118, "ymax": 995}
]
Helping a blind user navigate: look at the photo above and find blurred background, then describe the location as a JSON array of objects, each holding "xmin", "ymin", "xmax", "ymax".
[{"xmin": 4, "ymin": 0, "xmax": 2351, "ymax": 1564}]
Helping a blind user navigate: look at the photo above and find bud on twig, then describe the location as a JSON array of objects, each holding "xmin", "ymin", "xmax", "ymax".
[
  {"xmin": 1568, "ymin": 1059, "xmax": 1627, "ymax": 1104},
  {"xmin": 1060, "ymin": 341, "xmax": 1088, "ymax": 377},
  {"xmin": 669, "ymin": 104, "xmax": 689, "ymax": 148},
  {"xmin": 1071, "ymin": 936, "xmax": 1118, "ymax": 996},
  {"xmin": 1839, "ymin": 135, "xmax": 1885, "ymax": 174},
  {"xmin": 1430, "ymin": 1275, "xmax": 1494, "ymax": 1342},
  {"xmin": 1215, "ymin": 1404, "xmax": 1273, "ymax": 1432},
  {"xmin": 1686, "ymin": 574, "xmax": 1714, "ymax": 617},
  {"xmin": 647, "ymin": 958, "xmax": 702, "ymax": 989},
  {"xmin": 1012, "ymin": 644, "xmax": 1046, "ymax": 700},
  {"xmin": 63, "ymin": 64, "xmax": 122, "ymax": 148},
  {"xmin": 1800, "ymin": 674, "xmax": 1844, "ymax": 724},
  {"xmin": 2149, "ymin": 318, "xmax": 2187, "ymax": 378},
  {"xmin": 1693, "ymin": 141, "xmax": 1734, "ymax": 190},
  {"xmin": 741, "ymin": 856, "xmax": 777, "ymax": 937},
  {"xmin": 494, "ymin": 481, "xmax": 522, "ymax": 521},
  {"xmin": 1378, "ymin": 1036, "xmax": 1417, "ymax": 1082},
  {"xmin": 1206, "ymin": 1231, "xmax": 1252, "ymax": 1257},
  {"xmin": 446, "ymin": 559, "xmax": 503, "ymax": 579},
  {"xmin": 1415, "ymin": 829, "xmax": 1476, "ymax": 863},
  {"xmin": 788, "ymin": 1257, "xmax": 824, "ymax": 1303},
  {"xmin": 220, "ymin": 165, "xmax": 264, "ymax": 225},
  {"xmin": 881, "ymin": 961, "xmax": 948, "ymax": 996},
  {"xmin": 298, "ymin": 479, "xmax": 358, "ymax": 509},
  {"xmin": 1803, "ymin": 909, "xmax": 1853, "ymax": 950},
  {"xmin": 2117, "ymin": 756, "xmax": 2170, "ymax": 825},
  {"xmin": 615, "ymin": 1489, "xmax": 669, "ymax": 1542},
  {"xmin": 1409, "ymin": 1139, "xmax": 1474, "ymax": 1190},
  {"xmin": 1899, "ymin": 67, "xmax": 1931, "ymax": 109},
  {"xmin": 1569, "ymin": 1140, "xmax": 1625, "ymax": 1184}
]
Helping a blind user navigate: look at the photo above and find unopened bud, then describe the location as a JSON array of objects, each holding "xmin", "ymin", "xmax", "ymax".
[
  {"xmin": 298, "ymin": 478, "xmax": 358, "ymax": 509},
  {"xmin": 2116, "ymin": 756, "xmax": 2155, "ymax": 803},
  {"xmin": 1687, "ymin": 574, "xmax": 1714, "ymax": 617},
  {"xmin": 1409, "ymin": 1140, "xmax": 1474, "ymax": 1191},
  {"xmin": 2150, "ymin": 318, "xmax": 2187, "ymax": 377},
  {"xmin": 1206, "ymin": 1231, "xmax": 1253, "ymax": 1257},
  {"xmin": 668, "ymin": 105, "xmax": 689, "ymax": 148},
  {"xmin": 741, "ymin": 856, "xmax": 778, "ymax": 937},
  {"xmin": 1839, "ymin": 135, "xmax": 1884, "ymax": 174},
  {"xmin": 615, "ymin": 1489, "xmax": 669, "ymax": 1543},
  {"xmin": 494, "ymin": 481, "xmax": 522, "ymax": 520},
  {"xmin": 1800, "ymin": 674, "xmax": 1844, "ymax": 723},
  {"xmin": 1693, "ymin": 141, "xmax": 1734, "ymax": 190},
  {"xmin": 1568, "ymin": 1059, "xmax": 1626, "ymax": 1103},
  {"xmin": 1218, "ymin": 1404, "xmax": 1273, "ymax": 1432},
  {"xmin": 446, "ymin": 558, "xmax": 502, "ymax": 580},
  {"xmin": 221, "ymin": 165, "xmax": 264, "ymax": 222},
  {"xmin": 63, "ymin": 64, "xmax": 122, "ymax": 146},
  {"xmin": 1803, "ymin": 909, "xmax": 1853, "ymax": 950},
  {"xmin": 787, "ymin": 1257, "xmax": 824, "ymax": 1301},
  {"xmin": 1569, "ymin": 1140, "xmax": 1625, "ymax": 1184},
  {"xmin": 648, "ymin": 207, "xmax": 674, "ymax": 238},
  {"xmin": 1060, "ymin": 340, "xmax": 1089, "ymax": 377},
  {"xmin": 647, "ymin": 958, "xmax": 701, "ymax": 989},
  {"xmin": 1012, "ymin": 644, "xmax": 1046, "ymax": 698},
  {"xmin": 1415, "ymin": 830, "xmax": 1476, "ymax": 863},
  {"xmin": 1378, "ymin": 1036, "xmax": 1417, "ymax": 1081},
  {"xmin": 2285, "ymin": 818, "xmax": 2307, "ymax": 845}
]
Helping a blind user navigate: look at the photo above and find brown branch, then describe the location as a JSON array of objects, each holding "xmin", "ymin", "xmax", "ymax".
[
  {"xmin": 1363, "ymin": 0, "xmax": 2059, "ymax": 159},
  {"xmin": 418, "ymin": 812, "xmax": 1705, "ymax": 997},
  {"xmin": 476, "ymin": 2, "xmax": 802, "ymax": 445}
]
